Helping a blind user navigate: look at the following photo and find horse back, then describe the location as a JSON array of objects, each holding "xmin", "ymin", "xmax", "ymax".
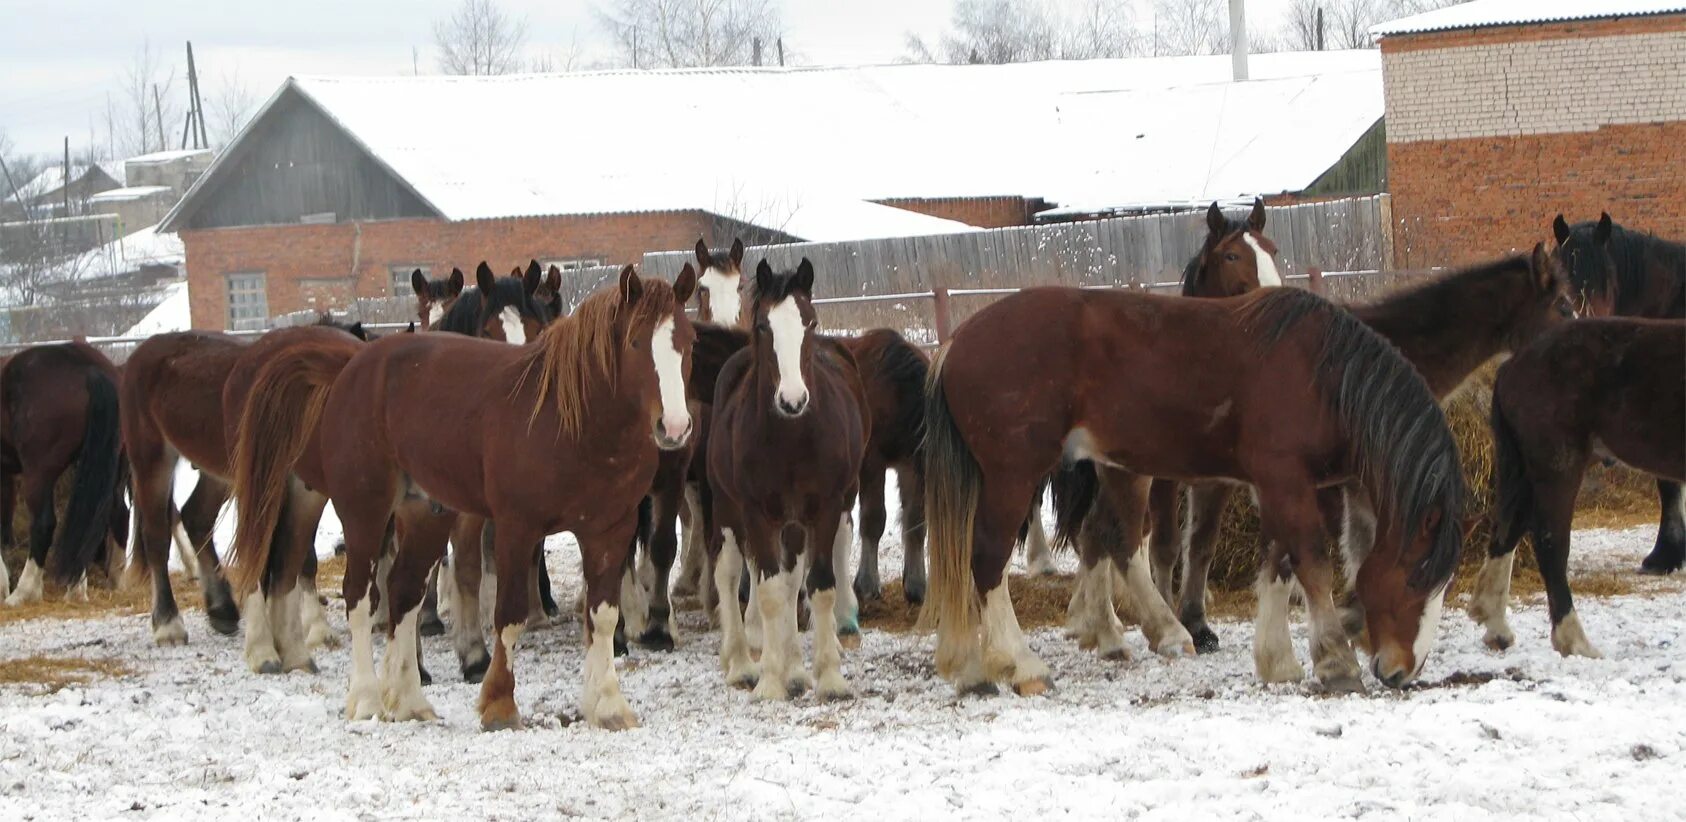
[
  {"xmin": 121, "ymin": 331, "xmax": 249, "ymax": 475},
  {"xmin": 1, "ymin": 342, "xmax": 120, "ymax": 456}
]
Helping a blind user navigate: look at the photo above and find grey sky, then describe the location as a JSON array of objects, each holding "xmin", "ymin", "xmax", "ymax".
[{"xmin": 0, "ymin": 0, "xmax": 1292, "ymax": 157}]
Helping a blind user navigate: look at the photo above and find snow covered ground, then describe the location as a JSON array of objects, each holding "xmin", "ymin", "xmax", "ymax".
[{"xmin": 3, "ymin": 472, "xmax": 1684, "ymax": 819}]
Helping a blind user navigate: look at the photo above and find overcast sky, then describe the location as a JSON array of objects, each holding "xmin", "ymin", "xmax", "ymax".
[{"xmin": 0, "ymin": 0, "xmax": 1294, "ymax": 157}]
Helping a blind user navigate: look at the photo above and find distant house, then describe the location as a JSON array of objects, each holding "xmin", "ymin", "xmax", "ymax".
[
  {"xmin": 122, "ymin": 148, "xmax": 213, "ymax": 199},
  {"xmin": 162, "ymin": 51, "xmax": 1387, "ymax": 330},
  {"xmin": 1, "ymin": 163, "xmax": 122, "ymax": 220},
  {"xmin": 1372, "ymin": 0, "xmax": 1686, "ymax": 266}
]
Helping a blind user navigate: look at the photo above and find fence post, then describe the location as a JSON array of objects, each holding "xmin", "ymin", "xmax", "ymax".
[
  {"xmin": 1306, "ymin": 266, "xmax": 1323, "ymax": 295},
  {"xmin": 931, "ymin": 287, "xmax": 952, "ymax": 345}
]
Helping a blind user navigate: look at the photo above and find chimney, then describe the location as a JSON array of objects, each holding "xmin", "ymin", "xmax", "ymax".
[{"xmin": 1229, "ymin": 0, "xmax": 1249, "ymax": 81}]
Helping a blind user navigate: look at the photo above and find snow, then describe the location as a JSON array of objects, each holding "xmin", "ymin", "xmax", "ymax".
[
  {"xmin": 3, "ymin": 163, "xmax": 121, "ymax": 204},
  {"xmin": 123, "ymin": 148, "xmax": 213, "ymax": 166},
  {"xmin": 3, "ymin": 465, "xmax": 1684, "ymax": 818},
  {"xmin": 72, "ymin": 222, "xmax": 185, "ymax": 282},
  {"xmin": 122, "ymin": 281, "xmax": 191, "ymax": 337},
  {"xmin": 167, "ymin": 51, "xmax": 1381, "ymax": 239},
  {"xmin": 1372, "ymin": 0, "xmax": 1686, "ymax": 36},
  {"xmin": 86, "ymin": 185, "xmax": 173, "ymax": 204}
]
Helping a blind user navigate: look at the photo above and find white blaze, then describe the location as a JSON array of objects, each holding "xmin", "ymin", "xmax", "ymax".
[
  {"xmin": 427, "ymin": 303, "xmax": 444, "ymax": 328},
  {"xmin": 700, "ymin": 267, "xmax": 743, "ymax": 326},
  {"xmin": 1410, "ymin": 584, "xmax": 1447, "ymax": 679},
  {"xmin": 767, "ymin": 296, "xmax": 809, "ymax": 413},
  {"xmin": 650, "ymin": 318, "xmax": 691, "ymax": 442},
  {"xmin": 499, "ymin": 306, "xmax": 526, "ymax": 345},
  {"xmin": 1243, "ymin": 233, "xmax": 1282, "ymax": 287}
]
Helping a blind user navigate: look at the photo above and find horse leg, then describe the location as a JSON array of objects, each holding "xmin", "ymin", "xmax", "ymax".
[
  {"xmin": 535, "ymin": 547, "xmax": 561, "ymax": 619},
  {"xmin": 527, "ymin": 539, "xmax": 552, "ymax": 630},
  {"xmin": 378, "ymin": 509, "xmax": 447, "ymax": 722},
  {"xmin": 743, "ymin": 557, "xmax": 764, "ymax": 655},
  {"xmin": 972, "ymin": 477, "xmax": 1053, "ymax": 696},
  {"xmin": 1096, "ymin": 470, "xmax": 1195, "ymax": 659},
  {"xmin": 269, "ymin": 481, "xmax": 328, "ymax": 672},
  {"xmin": 852, "ymin": 459, "xmax": 887, "ymax": 603},
  {"xmin": 1252, "ymin": 544, "xmax": 1305, "ymax": 684},
  {"xmin": 1640, "ymin": 479, "xmax": 1686, "ymax": 575},
  {"xmin": 341, "ymin": 515, "xmax": 390, "ymax": 721},
  {"xmin": 1531, "ymin": 475, "xmax": 1600, "ymax": 658},
  {"xmin": 1470, "ymin": 487, "xmax": 1525, "ymax": 652},
  {"xmin": 1023, "ymin": 484, "xmax": 1055, "ymax": 576},
  {"xmin": 0, "ymin": 469, "xmax": 11, "ymax": 598},
  {"xmin": 810, "ymin": 509, "xmax": 856, "ymax": 701},
  {"xmin": 297, "ymin": 548, "xmax": 335, "ymax": 649},
  {"xmin": 1265, "ymin": 483, "xmax": 1363, "ymax": 692},
  {"xmin": 5, "ymin": 471, "xmax": 54, "ymax": 606},
  {"xmin": 181, "ymin": 474, "xmax": 239, "ymax": 635},
  {"xmin": 417, "ymin": 564, "xmax": 445, "ymax": 637},
  {"xmin": 1073, "ymin": 526, "xmax": 1128, "ymax": 660},
  {"xmin": 831, "ymin": 511, "xmax": 862, "ymax": 648},
  {"xmin": 747, "ymin": 515, "xmax": 802, "ymax": 701},
  {"xmin": 1178, "ymin": 483, "xmax": 1233, "ymax": 654},
  {"xmin": 1330, "ymin": 486, "xmax": 1372, "ymax": 646},
  {"xmin": 577, "ymin": 513, "xmax": 641, "ymax": 730},
  {"xmin": 1146, "ymin": 478, "xmax": 1181, "ymax": 604},
  {"xmin": 478, "ymin": 520, "xmax": 535, "ymax": 730},
  {"xmin": 672, "ymin": 483, "xmax": 705, "ymax": 600},
  {"xmin": 128, "ymin": 451, "xmax": 185, "ymax": 644},
  {"xmin": 898, "ymin": 461, "xmax": 929, "ymax": 606},
  {"xmin": 170, "ymin": 507, "xmax": 199, "ymax": 583},
  {"xmin": 639, "ymin": 482, "xmax": 683, "ymax": 651},
  {"xmin": 448, "ymin": 516, "xmax": 491, "ymax": 682},
  {"xmin": 713, "ymin": 524, "xmax": 759, "ymax": 689}
]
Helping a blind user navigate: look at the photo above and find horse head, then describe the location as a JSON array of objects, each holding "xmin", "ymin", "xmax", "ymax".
[
  {"xmin": 695, "ymin": 237, "xmax": 747, "ymax": 327},
  {"xmin": 1185, "ymin": 198, "xmax": 1279, "ymax": 298},
  {"xmin": 412, "ymin": 267, "xmax": 465, "ymax": 330},
  {"xmin": 617, "ymin": 263, "xmax": 696, "ymax": 449},
  {"xmin": 750, "ymin": 258, "xmax": 819, "ymax": 418},
  {"xmin": 465, "ymin": 262, "xmax": 553, "ymax": 344},
  {"xmin": 1553, "ymin": 212, "xmax": 1618, "ymax": 316},
  {"xmin": 527, "ymin": 260, "xmax": 565, "ymax": 319}
]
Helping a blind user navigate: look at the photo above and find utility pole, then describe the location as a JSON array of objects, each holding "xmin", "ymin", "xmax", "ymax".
[
  {"xmin": 1315, "ymin": 6, "xmax": 1325, "ymax": 51},
  {"xmin": 153, "ymin": 84, "xmax": 167, "ymax": 152},
  {"xmin": 187, "ymin": 41, "xmax": 208, "ymax": 149},
  {"xmin": 63, "ymin": 137, "xmax": 71, "ymax": 214},
  {"xmin": 776, "ymin": 38, "xmax": 785, "ymax": 67},
  {"xmin": 1228, "ymin": 0, "xmax": 1248, "ymax": 81},
  {"xmin": 753, "ymin": 38, "xmax": 762, "ymax": 66}
]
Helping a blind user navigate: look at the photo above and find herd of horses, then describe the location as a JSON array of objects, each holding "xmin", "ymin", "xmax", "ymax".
[{"xmin": 0, "ymin": 205, "xmax": 1681, "ymax": 731}]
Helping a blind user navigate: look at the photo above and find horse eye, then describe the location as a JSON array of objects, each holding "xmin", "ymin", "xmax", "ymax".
[{"xmin": 1224, "ymin": 253, "xmax": 1240, "ymax": 262}]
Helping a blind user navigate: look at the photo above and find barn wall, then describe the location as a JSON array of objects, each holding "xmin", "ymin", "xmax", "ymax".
[
  {"xmin": 1380, "ymin": 13, "xmax": 1686, "ymax": 268},
  {"xmin": 180, "ymin": 210, "xmax": 719, "ymax": 329}
]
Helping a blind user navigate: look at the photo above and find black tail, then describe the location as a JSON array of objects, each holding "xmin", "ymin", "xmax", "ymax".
[
  {"xmin": 1487, "ymin": 392, "xmax": 1532, "ymax": 558},
  {"xmin": 1049, "ymin": 460, "xmax": 1097, "ymax": 551},
  {"xmin": 51, "ymin": 370, "xmax": 122, "ymax": 585}
]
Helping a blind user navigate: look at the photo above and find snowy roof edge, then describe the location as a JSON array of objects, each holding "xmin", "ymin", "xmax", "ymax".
[{"xmin": 1372, "ymin": 1, "xmax": 1686, "ymax": 36}]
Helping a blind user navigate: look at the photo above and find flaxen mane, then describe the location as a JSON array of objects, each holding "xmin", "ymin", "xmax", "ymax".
[{"xmin": 515, "ymin": 279, "xmax": 678, "ymax": 437}]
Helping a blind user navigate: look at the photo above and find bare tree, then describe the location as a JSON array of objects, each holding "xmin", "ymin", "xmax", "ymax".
[
  {"xmin": 594, "ymin": 0, "xmax": 784, "ymax": 69},
  {"xmin": 102, "ymin": 41, "xmax": 179, "ymax": 158},
  {"xmin": 904, "ymin": 0, "xmax": 1143, "ymax": 64},
  {"xmin": 434, "ymin": 0, "xmax": 530, "ymax": 75},
  {"xmin": 1282, "ymin": 0, "xmax": 1325, "ymax": 50},
  {"xmin": 1278, "ymin": 0, "xmax": 1472, "ymax": 51},
  {"xmin": 206, "ymin": 70, "xmax": 259, "ymax": 148},
  {"xmin": 1150, "ymin": 0, "xmax": 1228, "ymax": 56}
]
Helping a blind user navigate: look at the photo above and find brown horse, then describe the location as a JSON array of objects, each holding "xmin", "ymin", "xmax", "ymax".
[
  {"xmin": 1553, "ymin": 213, "xmax": 1686, "ymax": 574},
  {"xmin": 705, "ymin": 258, "xmax": 869, "ymax": 700},
  {"xmin": 411, "ymin": 267, "xmax": 465, "ymax": 330},
  {"xmin": 231, "ymin": 266, "xmax": 695, "ymax": 730},
  {"xmin": 924, "ymin": 286, "xmax": 1465, "ymax": 695},
  {"xmin": 1, "ymin": 342, "xmax": 125, "ymax": 604},
  {"xmin": 1471, "ymin": 318, "xmax": 1685, "ymax": 657}
]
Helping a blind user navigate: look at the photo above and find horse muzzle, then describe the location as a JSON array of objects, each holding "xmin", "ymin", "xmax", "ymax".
[
  {"xmin": 654, "ymin": 414, "xmax": 692, "ymax": 450},
  {"xmin": 775, "ymin": 389, "xmax": 810, "ymax": 418}
]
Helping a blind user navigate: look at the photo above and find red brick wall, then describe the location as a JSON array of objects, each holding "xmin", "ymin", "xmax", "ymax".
[
  {"xmin": 874, "ymin": 196, "xmax": 1041, "ymax": 229},
  {"xmin": 1389, "ymin": 122, "xmax": 1686, "ymax": 268},
  {"xmin": 181, "ymin": 211, "xmax": 719, "ymax": 329}
]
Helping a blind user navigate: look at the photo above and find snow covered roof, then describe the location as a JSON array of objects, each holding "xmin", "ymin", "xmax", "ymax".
[
  {"xmin": 88, "ymin": 185, "xmax": 173, "ymax": 204},
  {"xmin": 165, "ymin": 51, "xmax": 1382, "ymax": 239},
  {"xmin": 73, "ymin": 223, "xmax": 185, "ymax": 280},
  {"xmin": 123, "ymin": 281, "xmax": 190, "ymax": 336},
  {"xmin": 4, "ymin": 163, "xmax": 122, "ymax": 204},
  {"xmin": 1373, "ymin": 0, "xmax": 1686, "ymax": 36},
  {"xmin": 124, "ymin": 148, "xmax": 213, "ymax": 165}
]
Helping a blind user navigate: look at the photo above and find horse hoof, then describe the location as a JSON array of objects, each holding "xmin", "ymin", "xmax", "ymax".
[
  {"xmin": 345, "ymin": 690, "xmax": 382, "ymax": 722},
  {"xmin": 594, "ymin": 712, "xmax": 640, "ymax": 732},
  {"xmin": 1100, "ymin": 646, "xmax": 1131, "ymax": 662},
  {"xmin": 419, "ymin": 615, "xmax": 447, "ymax": 637},
  {"xmin": 838, "ymin": 630, "xmax": 862, "ymax": 650},
  {"xmin": 636, "ymin": 628, "xmax": 676, "ymax": 652},
  {"xmin": 207, "ymin": 606, "xmax": 241, "ymax": 637},
  {"xmin": 1191, "ymin": 626, "xmax": 1221, "ymax": 654},
  {"xmin": 1318, "ymin": 674, "xmax": 1367, "ymax": 695},
  {"xmin": 461, "ymin": 655, "xmax": 491, "ymax": 684},
  {"xmin": 817, "ymin": 680, "xmax": 855, "ymax": 702},
  {"xmin": 256, "ymin": 660, "xmax": 283, "ymax": 675},
  {"xmin": 480, "ymin": 715, "xmax": 522, "ymax": 732},
  {"xmin": 902, "ymin": 579, "xmax": 926, "ymax": 606},
  {"xmin": 613, "ymin": 637, "xmax": 629, "ymax": 658},
  {"xmin": 958, "ymin": 680, "xmax": 1000, "ymax": 698},
  {"xmin": 727, "ymin": 671, "xmax": 759, "ymax": 690},
  {"xmin": 285, "ymin": 659, "xmax": 319, "ymax": 675},
  {"xmin": 1156, "ymin": 639, "xmax": 1196, "ymax": 660},
  {"xmin": 853, "ymin": 577, "xmax": 882, "ymax": 603},
  {"xmin": 1012, "ymin": 676, "xmax": 1054, "ymax": 697},
  {"xmin": 152, "ymin": 619, "xmax": 188, "ymax": 647},
  {"xmin": 1638, "ymin": 553, "xmax": 1682, "ymax": 575},
  {"xmin": 1482, "ymin": 631, "xmax": 1514, "ymax": 652},
  {"xmin": 418, "ymin": 667, "xmax": 433, "ymax": 687}
]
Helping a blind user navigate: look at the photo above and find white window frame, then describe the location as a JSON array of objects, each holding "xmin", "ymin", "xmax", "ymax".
[{"xmin": 226, "ymin": 271, "xmax": 268, "ymax": 331}]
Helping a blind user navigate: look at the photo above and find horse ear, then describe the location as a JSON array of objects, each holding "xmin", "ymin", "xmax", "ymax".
[
  {"xmin": 448, "ymin": 268, "xmax": 465, "ymax": 296},
  {"xmin": 409, "ymin": 269, "xmax": 427, "ymax": 297},
  {"xmin": 406, "ymin": 321, "xmax": 416, "ymax": 334},
  {"xmin": 1595, "ymin": 213, "xmax": 1612, "ymax": 244},
  {"xmin": 618, "ymin": 264, "xmax": 643, "ymax": 305},
  {"xmin": 755, "ymin": 259, "xmax": 775, "ymax": 297},
  {"xmin": 695, "ymin": 238, "xmax": 711, "ymax": 269},
  {"xmin": 522, "ymin": 262, "xmax": 542, "ymax": 296},
  {"xmin": 546, "ymin": 265, "xmax": 562, "ymax": 293},
  {"xmin": 475, "ymin": 262, "xmax": 496, "ymax": 294},
  {"xmin": 348, "ymin": 321, "xmax": 367, "ymax": 341},
  {"xmin": 1531, "ymin": 242, "xmax": 1554, "ymax": 290},
  {"xmin": 794, "ymin": 258, "xmax": 815, "ymax": 294},
  {"xmin": 674, "ymin": 262, "xmax": 698, "ymax": 305},
  {"xmin": 1552, "ymin": 214, "xmax": 1571, "ymax": 245},
  {"xmin": 730, "ymin": 238, "xmax": 745, "ymax": 268},
  {"xmin": 1247, "ymin": 197, "xmax": 1266, "ymax": 232},
  {"xmin": 1206, "ymin": 202, "xmax": 1226, "ymax": 236}
]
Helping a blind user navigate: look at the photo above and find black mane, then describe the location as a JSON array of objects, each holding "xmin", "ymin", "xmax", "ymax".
[
  {"xmin": 1181, "ymin": 214, "xmax": 1248, "ymax": 296},
  {"xmin": 1564, "ymin": 220, "xmax": 1686, "ymax": 318},
  {"xmin": 437, "ymin": 277, "xmax": 552, "ymax": 338}
]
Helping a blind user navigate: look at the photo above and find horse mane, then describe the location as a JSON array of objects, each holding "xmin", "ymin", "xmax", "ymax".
[
  {"xmin": 437, "ymin": 287, "xmax": 487, "ymax": 336},
  {"xmin": 516, "ymin": 278, "xmax": 678, "ymax": 437},
  {"xmin": 1181, "ymin": 214, "xmax": 1248, "ymax": 296},
  {"xmin": 439, "ymin": 277, "xmax": 552, "ymax": 337},
  {"xmin": 1240, "ymin": 288, "xmax": 1465, "ymax": 590},
  {"xmin": 1590, "ymin": 222, "xmax": 1686, "ymax": 305},
  {"xmin": 1349, "ymin": 254, "xmax": 1533, "ymax": 333}
]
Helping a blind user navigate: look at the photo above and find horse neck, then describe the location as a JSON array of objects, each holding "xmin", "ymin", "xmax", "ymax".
[
  {"xmin": 1615, "ymin": 230, "xmax": 1686, "ymax": 318},
  {"xmin": 1352, "ymin": 268, "xmax": 1524, "ymax": 397}
]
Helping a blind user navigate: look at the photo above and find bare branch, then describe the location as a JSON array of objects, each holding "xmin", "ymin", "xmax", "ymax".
[
  {"xmin": 593, "ymin": 0, "xmax": 784, "ymax": 69},
  {"xmin": 434, "ymin": 0, "xmax": 530, "ymax": 75}
]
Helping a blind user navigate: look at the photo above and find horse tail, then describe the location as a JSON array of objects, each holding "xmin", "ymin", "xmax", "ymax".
[
  {"xmin": 1049, "ymin": 460, "xmax": 1096, "ymax": 551},
  {"xmin": 227, "ymin": 342, "xmax": 354, "ymax": 598},
  {"xmin": 50, "ymin": 369, "xmax": 122, "ymax": 585},
  {"xmin": 1487, "ymin": 385, "xmax": 1531, "ymax": 558},
  {"xmin": 917, "ymin": 348, "xmax": 983, "ymax": 675},
  {"xmin": 870, "ymin": 330, "xmax": 931, "ymax": 537}
]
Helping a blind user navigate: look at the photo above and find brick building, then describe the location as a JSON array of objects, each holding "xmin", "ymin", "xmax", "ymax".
[
  {"xmin": 163, "ymin": 52, "xmax": 1389, "ymax": 329},
  {"xmin": 1373, "ymin": 0, "xmax": 1686, "ymax": 268}
]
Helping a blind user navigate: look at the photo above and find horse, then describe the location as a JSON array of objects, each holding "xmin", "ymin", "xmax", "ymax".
[
  {"xmin": 1553, "ymin": 213, "xmax": 1686, "ymax": 574},
  {"xmin": 1, "ymin": 342, "xmax": 125, "ymax": 604},
  {"xmin": 923, "ymin": 285, "xmax": 1465, "ymax": 696},
  {"xmin": 1062, "ymin": 199, "xmax": 1279, "ymax": 651},
  {"xmin": 121, "ymin": 316, "xmax": 365, "ymax": 656},
  {"xmin": 411, "ymin": 267, "xmax": 465, "ymax": 330},
  {"xmin": 230, "ymin": 265, "xmax": 695, "ymax": 730},
  {"xmin": 705, "ymin": 258, "xmax": 869, "ymax": 700},
  {"xmin": 1471, "ymin": 318, "xmax": 1684, "ymax": 657}
]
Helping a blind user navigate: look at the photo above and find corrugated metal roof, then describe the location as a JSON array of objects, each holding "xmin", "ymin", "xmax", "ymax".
[{"xmin": 1373, "ymin": 0, "xmax": 1686, "ymax": 37}]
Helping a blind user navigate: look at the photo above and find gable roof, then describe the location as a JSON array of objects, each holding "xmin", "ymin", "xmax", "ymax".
[
  {"xmin": 5, "ymin": 163, "xmax": 123, "ymax": 204},
  {"xmin": 164, "ymin": 50, "xmax": 1382, "ymax": 239},
  {"xmin": 1372, "ymin": 0, "xmax": 1686, "ymax": 36}
]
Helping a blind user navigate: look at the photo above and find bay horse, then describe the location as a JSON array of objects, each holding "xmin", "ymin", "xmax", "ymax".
[
  {"xmin": 1553, "ymin": 213, "xmax": 1686, "ymax": 574},
  {"xmin": 121, "ymin": 317, "xmax": 365, "ymax": 657},
  {"xmin": 1062, "ymin": 199, "xmax": 1278, "ymax": 653},
  {"xmin": 706, "ymin": 258, "xmax": 869, "ymax": 700},
  {"xmin": 1, "ymin": 342, "xmax": 125, "ymax": 604},
  {"xmin": 924, "ymin": 285, "xmax": 1465, "ymax": 695},
  {"xmin": 1472, "ymin": 318, "xmax": 1684, "ymax": 657},
  {"xmin": 411, "ymin": 267, "xmax": 465, "ymax": 330},
  {"xmin": 231, "ymin": 266, "xmax": 695, "ymax": 729}
]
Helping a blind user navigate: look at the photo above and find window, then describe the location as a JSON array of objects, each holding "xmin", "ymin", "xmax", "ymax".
[
  {"xmin": 226, "ymin": 272, "xmax": 268, "ymax": 331},
  {"xmin": 390, "ymin": 265, "xmax": 430, "ymax": 296},
  {"xmin": 542, "ymin": 258, "xmax": 606, "ymax": 273}
]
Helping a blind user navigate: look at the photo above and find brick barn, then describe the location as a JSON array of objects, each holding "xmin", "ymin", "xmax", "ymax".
[
  {"xmin": 1373, "ymin": 0, "xmax": 1686, "ymax": 267},
  {"xmin": 162, "ymin": 52, "xmax": 1390, "ymax": 330}
]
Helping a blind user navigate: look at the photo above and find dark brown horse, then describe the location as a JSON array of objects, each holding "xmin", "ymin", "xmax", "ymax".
[
  {"xmin": 1471, "ymin": 318, "xmax": 1684, "ymax": 657},
  {"xmin": 1553, "ymin": 213, "xmax": 1686, "ymax": 574},
  {"xmin": 924, "ymin": 286, "xmax": 1465, "ymax": 695},
  {"xmin": 411, "ymin": 267, "xmax": 465, "ymax": 330},
  {"xmin": 231, "ymin": 266, "xmax": 695, "ymax": 730},
  {"xmin": 705, "ymin": 259, "xmax": 869, "ymax": 700},
  {"xmin": 1, "ymin": 342, "xmax": 125, "ymax": 604}
]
